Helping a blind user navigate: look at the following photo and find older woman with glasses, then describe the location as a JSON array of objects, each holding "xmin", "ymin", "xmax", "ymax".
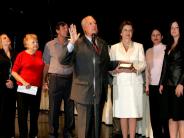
[{"xmin": 12, "ymin": 34, "xmax": 44, "ymax": 138}]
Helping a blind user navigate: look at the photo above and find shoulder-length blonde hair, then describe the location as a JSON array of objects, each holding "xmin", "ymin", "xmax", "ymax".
[
  {"xmin": 0, "ymin": 35, "xmax": 3, "ymax": 49},
  {"xmin": 0, "ymin": 34, "xmax": 12, "ymax": 50}
]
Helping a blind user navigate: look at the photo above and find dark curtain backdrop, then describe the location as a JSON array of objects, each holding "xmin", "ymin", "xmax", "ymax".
[{"xmin": 0, "ymin": 4, "xmax": 183, "ymax": 52}]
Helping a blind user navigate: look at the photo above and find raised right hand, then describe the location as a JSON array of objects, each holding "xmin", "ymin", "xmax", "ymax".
[{"xmin": 69, "ymin": 24, "xmax": 80, "ymax": 44}]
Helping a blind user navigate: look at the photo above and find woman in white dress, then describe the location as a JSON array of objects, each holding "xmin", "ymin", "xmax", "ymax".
[{"xmin": 109, "ymin": 20, "xmax": 146, "ymax": 138}]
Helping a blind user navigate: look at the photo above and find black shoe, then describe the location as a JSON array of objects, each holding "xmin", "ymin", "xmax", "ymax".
[
  {"xmin": 112, "ymin": 130, "xmax": 122, "ymax": 138},
  {"xmin": 49, "ymin": 133, "xmax": 58, "ymax": 138},
  {"xmin": 113, "ymin": 129, "xmax": 121, "ymax": 135},
  {"xmin": 64, "ymin": 131, "xmax": 76, "ymax": 138},
  {"xmin": 29, "ymin": 136, "xmax": 38, "ymax": 138}
]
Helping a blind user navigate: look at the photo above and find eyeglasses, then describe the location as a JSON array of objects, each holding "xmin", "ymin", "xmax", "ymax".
[{"xmin": 31, "ymin": 41, "xmax": 39, "ymax": 45}]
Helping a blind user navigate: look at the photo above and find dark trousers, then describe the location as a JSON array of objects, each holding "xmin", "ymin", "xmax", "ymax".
[
  {"xmin": 17, "ymin": 88, "xmax": 41, "ymax": 138},
  {"xmin": 48, "ymin": 74, "xmax": 74, "ymax": 138},
  {"xmin": 0, "ymin": 85, "xmax": 16, "ymax": 138},
  {"xmin": 149, "ymin": 85, "xmax": 170, "ymax": 138},
  {"xmin": 75, "ymin": 103, "xmax": 101, "ymax": 138}
]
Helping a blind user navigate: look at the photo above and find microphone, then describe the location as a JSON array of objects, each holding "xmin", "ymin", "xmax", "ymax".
[
  {"xmin": 92, "ymin": 33, "xmax": 97, "ymax": 37},
  {"xmin": 92, "ymin": 33, "xmax": 97, "ymax": 44},
  {"xmin": 91, "ymin": 33, "xmax": 100, "ymax": 55},
  {"xmin": 92, "ymin": 32, "xmax": 99, "ymax": 138}
]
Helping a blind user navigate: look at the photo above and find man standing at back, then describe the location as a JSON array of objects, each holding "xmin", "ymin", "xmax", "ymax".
[{"xmin": 42, "ymin": 21, "xmax": 76, "ymax": 138}]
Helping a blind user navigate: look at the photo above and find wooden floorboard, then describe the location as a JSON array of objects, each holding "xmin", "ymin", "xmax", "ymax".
[
  {"xmin": 15, "ymin": 110, "xmax": 146, "ymax": 138},
  {"xmin": 15, "ymin": 110, "xmax": 113, "ymax": 138}
]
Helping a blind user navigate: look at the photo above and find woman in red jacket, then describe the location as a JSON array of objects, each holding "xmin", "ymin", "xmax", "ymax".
[{"xmin": 12, "ymin": 34, "xmax": 44, "ymax": 138}]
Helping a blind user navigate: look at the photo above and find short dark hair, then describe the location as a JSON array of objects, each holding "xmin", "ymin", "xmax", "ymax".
[
  {"xmin": 119, "ymin": 20, "xmax": 134, "ymax": 33},
  {"xmin": 56, "ymin": 21, "xmax": 67, "ymax": 30}
]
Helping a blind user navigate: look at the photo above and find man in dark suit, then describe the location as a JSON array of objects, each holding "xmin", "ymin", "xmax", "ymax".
[{"xmin": 61, "ymin": 15, "xmax": 117, "ymax": 138}]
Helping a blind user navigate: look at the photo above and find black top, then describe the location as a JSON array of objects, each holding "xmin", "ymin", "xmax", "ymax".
[
  {"xmin": 160, "ymin": 41, "xmax": 184, "ymax": 86},
  {"xmin": 0, "ymin": 49, "xmax": 17, "ymax": 87}
]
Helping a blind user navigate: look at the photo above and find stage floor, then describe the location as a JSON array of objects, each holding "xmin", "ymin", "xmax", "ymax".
[
  {"xmin": 15, "ymin": 110, "xmax": 113, "ymax": 138},
  {"xmin": 15, "ymin": 110, "xmax": 146, "ymax": 138}
]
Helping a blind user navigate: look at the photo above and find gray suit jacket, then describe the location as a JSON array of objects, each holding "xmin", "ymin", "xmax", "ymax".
[{"xmin": 61, "ymin": 35, "xmax": 112, "ymax": 104}]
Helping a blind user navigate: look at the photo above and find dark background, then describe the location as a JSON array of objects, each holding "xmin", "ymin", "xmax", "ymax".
[{"xmin": 0, "ymin": 1, "xmax": 183, "ymax": 52}]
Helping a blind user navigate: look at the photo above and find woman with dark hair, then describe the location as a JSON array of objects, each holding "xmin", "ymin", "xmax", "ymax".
[
  {"xmin": 109, "ymin": 20, "xmax": 146, "ymax": 138},
  {"xmin": 160, "ymin": 19, "xmax": 184, "ymax": 138},
  {"xmin": 145, "ymin": 28, "xmax": 169, "ymax": 138}
]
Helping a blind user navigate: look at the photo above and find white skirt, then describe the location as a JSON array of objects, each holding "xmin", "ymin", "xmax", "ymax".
[{"xmin": 113, "ymin": 83, "xmax": 143, "ymax": 118}]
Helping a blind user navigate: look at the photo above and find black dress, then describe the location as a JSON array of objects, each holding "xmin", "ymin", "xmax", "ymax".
[{"xmin": 160, "ymin": 44, "xmax": 184, "ymax": 121}]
